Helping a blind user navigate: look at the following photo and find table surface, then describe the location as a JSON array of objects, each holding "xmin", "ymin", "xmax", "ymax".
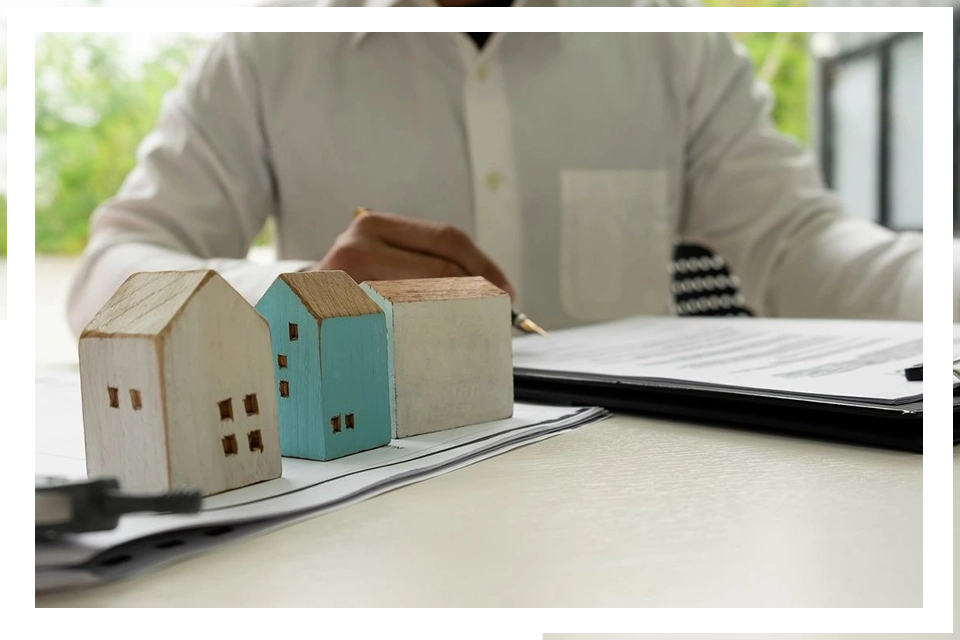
[{"xmin": 36, "ymin": 411, "xmax": 925, "ymax": 608}]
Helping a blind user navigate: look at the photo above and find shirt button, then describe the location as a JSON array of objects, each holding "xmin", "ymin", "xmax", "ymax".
[
  {"xmin": 476, "ymin": 64, "xmax": 489, "ymax": 82},
  {"xmin": 485, "ymin": 171, "xmax": 502, "ymax": 191}
]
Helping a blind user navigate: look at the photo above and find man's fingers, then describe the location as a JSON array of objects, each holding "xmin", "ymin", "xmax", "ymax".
[
  {"xmin": 316, "ymin": 239, "xmax": 470, "ymax": 282},
  {"xmin": 354, "ymin": 211, "xmax": 515, "ymax": 297},
  {"xmin": 368, "ymin": 244, "xmax": 471, "ymax": 281}
]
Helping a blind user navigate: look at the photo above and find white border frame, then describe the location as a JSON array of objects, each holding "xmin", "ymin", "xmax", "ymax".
[{"xmin": 12, "ymin": 5, "xmax": 951, "ymax": 633}]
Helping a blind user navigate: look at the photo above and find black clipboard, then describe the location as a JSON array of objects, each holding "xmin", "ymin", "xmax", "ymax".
[{"xmin": 514, "ymin": 369, "xmax": 943, "ymax": 453}]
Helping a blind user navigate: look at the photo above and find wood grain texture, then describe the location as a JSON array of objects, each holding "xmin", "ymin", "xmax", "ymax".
[
  {"xmin": 163, "ymin": 275, "xmax": 281, "ymax": 496},
  {"xmin": 37, "ymin": 417, "xmax": 926, "ymax": 608},
  {"xmin": 257, "ymin": 273, "xmax": 391, "ymax": 460},
  {"xmin": 257, "ymin": 278, "xmax": 322, "ymax": 459},
  {"xmin": 363, "ymin": 276, "xmax": 507, "ymax": 303},
  {"xmin": 81, "ymin": 271, "xmax": 214, "ymax": 338},
  {"xmin": 80, "ymin": 336, "xmax": 168, "ymax": 491},
  {"xmin": 318, "ymin": 315, "xmax": 391, "ymax": 458},
  {"xmin": 363, "ymin": 281, "xmax": 512, "ymax": 438},
  {"xmin": 279, "ymin": 270, "xmax": 382, "ymax": 320},
  {"xmin": 79, "ymin": 270, "xmax": 281, "ymax": 497},
  {"xmin": 364, "ymin": 283, "xmax": 398, "ymax": 436}
]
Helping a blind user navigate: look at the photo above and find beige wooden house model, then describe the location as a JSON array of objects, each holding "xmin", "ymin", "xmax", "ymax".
[
  {"xmin": 361, "ymin": 276, "xmax": 513, "ymax": 438},
  {"xmin": 79, "ymin": 270, "xmax": 281, "ymax": 496}
]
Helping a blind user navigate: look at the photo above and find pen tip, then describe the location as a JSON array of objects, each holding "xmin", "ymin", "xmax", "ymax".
[{"xmin": 521, "ymin": 318, "xmax": 549, "ymax": 337}]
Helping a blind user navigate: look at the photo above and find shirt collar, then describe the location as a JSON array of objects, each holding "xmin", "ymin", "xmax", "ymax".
[{"xmin": 349, "ymin": 0, "xmax": 568, "ymax": 49}]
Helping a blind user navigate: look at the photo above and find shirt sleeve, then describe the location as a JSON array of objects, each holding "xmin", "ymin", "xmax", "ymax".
[
  {"xmin": 675, "ymin": 32, "xmax": 923, "ymax": 321},
  {"xmin": 66, "ymin": 33, "xmax": 311, "ymax": 337}
]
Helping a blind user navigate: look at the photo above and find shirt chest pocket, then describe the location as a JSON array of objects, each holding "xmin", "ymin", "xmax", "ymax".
[{"xmin": 559, "ymin": 169, "xmax": 671, "ymax": 322}]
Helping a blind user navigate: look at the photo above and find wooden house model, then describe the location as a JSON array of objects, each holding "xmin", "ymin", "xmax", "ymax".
[
  {"xmin": 361, "ymin": 277, "xmax": 513, "ymax": 438},
  {"xmin": 79, "ymin": 270, "xmax": 282, "ymax": 497},
  {"xmin": 255, "ymin": 271, "xmax": 392, "ymax": 461}
]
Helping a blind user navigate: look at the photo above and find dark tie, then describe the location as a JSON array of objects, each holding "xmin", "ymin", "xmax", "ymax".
[{"xmin": 671, "ymin": 243, "xmax": 755, "ymax": 317}]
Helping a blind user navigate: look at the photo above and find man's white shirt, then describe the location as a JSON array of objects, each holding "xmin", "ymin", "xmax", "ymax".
[{"xmin": 66, "ymin": 2, "xmax": 924, "ymax": 334}]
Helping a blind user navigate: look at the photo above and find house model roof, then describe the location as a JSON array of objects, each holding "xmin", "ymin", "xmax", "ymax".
[
  {"xmin": 81, "ymin": 270, "xmax": 218, "ymax": 338},
  {"xmin": 363, "ymin": 277, "xmax": 507, "ymax": 303},
  {"xmin": 279, "ymin": 271, "xmax": 383, "ymax": 320}
]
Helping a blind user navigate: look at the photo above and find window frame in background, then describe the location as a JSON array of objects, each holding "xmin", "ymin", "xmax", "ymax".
[{"xmin": 819, "ymin": 31, "xmax": 924, "ymax": 233}]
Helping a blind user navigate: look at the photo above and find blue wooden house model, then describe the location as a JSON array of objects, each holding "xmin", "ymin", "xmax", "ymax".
[{"xmin": 255, "ymin": 271, "xmax": 392, "ymax": 461}]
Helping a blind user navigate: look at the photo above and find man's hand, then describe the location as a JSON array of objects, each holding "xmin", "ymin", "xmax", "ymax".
[{"xmin": 308, "ymin": 210, "xmax": 516, "ymax": 300}]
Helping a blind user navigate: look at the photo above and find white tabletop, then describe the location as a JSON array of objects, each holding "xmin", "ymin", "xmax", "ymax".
[{"xmin": 36, "ymin": 412, "xmax": 923, "ymax": 608}]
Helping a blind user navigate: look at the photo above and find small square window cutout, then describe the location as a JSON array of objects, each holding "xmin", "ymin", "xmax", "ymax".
[
  {"xmin": 289, "ymin": 323, "xmax": 299, "ymax": 341},
  {"xmin": 222, "ymin": 434, "xmax": 238, "ymax": 456},
  {"xmin": 218, "ymin": 399, "xmax": 233, "ymax": 421},
  {"xmin": 243, "ymin": 394, "xmax": 259, "ymax": 416},
  {"xmin": 248, "ymin": 430, "xmax": 264, "ymax": 452},
  {"xmin": 279, "ymin": 381, "xmax": 290, "ymax": 398}
]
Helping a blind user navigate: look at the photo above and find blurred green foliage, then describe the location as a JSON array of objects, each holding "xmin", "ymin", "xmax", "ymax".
[
  {"xmin": 0, "ymin": 196, "xmax": 6, "ymax": 256},
  {"xmin": 35, "ymin": 19, "xmax": 811, "ymax": 254},
  {"xmin": 704, "ymin": 1, "xmax": 810, "ymax": 143},
  {"xmin": 36, "ymin": 34, "xmax": 207, "ymax": 254}
]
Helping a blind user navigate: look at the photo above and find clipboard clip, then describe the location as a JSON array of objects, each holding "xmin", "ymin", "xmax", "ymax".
[{"xmin": 904, "ymin": 363, "xmax": 922, "ymax": 381}]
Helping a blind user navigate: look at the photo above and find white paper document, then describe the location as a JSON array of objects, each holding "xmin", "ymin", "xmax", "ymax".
[
  {"xmin": 514, "ymin": 317, "xmax": 923, "ymax": 405},
  {"xmin": 35, "ymin": 370, "xmax": 608, "ymax": 590}
]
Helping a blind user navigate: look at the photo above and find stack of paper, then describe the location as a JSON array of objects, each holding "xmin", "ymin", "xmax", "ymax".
[
  {"xmin": 36, "ymin": 371, "xmax": 609, "ymax": 591},
  {"xmin": 515, "ymin": 316, "xmax": 924, "ymax": 404},
  {"xmin": 513, "ymin": 317, "xmax": 932, "ymax": 451}
]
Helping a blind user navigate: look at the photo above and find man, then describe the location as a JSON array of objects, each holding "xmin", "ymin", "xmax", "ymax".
[{"xmin": 66, "ymin": 6, "xmax": 923, "ymax": 336}]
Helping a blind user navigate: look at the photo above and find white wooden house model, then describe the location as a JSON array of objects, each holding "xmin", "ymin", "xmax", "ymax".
[{"xmin": 79, "ymin": 270, "xmax": 282, "ymax": 496}]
